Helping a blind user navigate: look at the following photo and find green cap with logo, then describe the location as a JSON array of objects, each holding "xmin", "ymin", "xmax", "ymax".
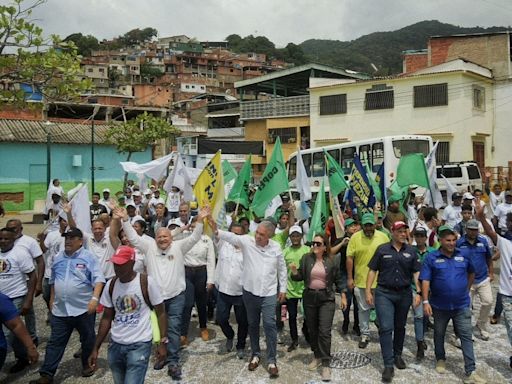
[{"xmin": 361, "ymin": 213, "xmax": 376, "ymax": 225}]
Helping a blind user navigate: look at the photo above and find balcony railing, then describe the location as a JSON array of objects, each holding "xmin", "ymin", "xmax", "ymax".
[{"xmin": 240, "ymin": 95, "xmax": 309, "ymax": 120}]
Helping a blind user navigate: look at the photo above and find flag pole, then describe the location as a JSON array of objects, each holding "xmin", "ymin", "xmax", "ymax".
[{"xmin": 286, "ymin": 155, "xmax": 293, "ymax": 202}]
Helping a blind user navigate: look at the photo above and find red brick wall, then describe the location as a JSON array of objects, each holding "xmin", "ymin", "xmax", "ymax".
[
  {"xmin": 402, "ymin": 53, "xmax": 428, "ymax": 74},
  {"xmin": 429, "ymin": 38, "xmax": 454, "ymax": 66}
]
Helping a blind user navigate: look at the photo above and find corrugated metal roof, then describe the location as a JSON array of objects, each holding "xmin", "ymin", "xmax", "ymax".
[{"xmin": 0, "ymin": 119, "xmax": 110, "ymax": 144}]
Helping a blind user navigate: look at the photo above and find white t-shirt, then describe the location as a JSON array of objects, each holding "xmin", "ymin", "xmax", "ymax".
[
  {"xmin": 494, "ymin": 203, "xmax": 512, "ymax": 231},
  {"xmin": 87, "ymin": 235, "xmax": 116, "ymax": 280},
  {"xmin": 43, "ymin": 230, "xmax": 64, "ymax": 279},
  {"xmin": 442, "ymin": 204, "xmax": 462, "ymax": 228},
  {"xmin": 166, "ymin": 192, "xmax": 181, "ymax": 213},
  {"xmin": 15, "ymin": 235, "xmax": 43, "ymax": 259},
  {"xmin": 0, "ymin": 246, "xmax": 35, "ymax": 298},
  {"xmin": 100, "ymin": 274, "xmax": 163, "ymax": 345},
  {"xmin": 497, "ymin": 236, "xmax": 512, "ymax": 296}
]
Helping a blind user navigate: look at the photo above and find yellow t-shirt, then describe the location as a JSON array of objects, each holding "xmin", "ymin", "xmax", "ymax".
[{"xmin": 346, "ymin": 230, "xmax": 389, "ymax": 288}]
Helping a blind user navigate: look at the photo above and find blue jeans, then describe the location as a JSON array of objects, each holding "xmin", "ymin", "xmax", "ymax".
[
  {"xmin": 108, "ymin": 341, "xmax": 152, "ymax": 384},
  {"xmin": 374, "ymin": 287, "xmax": 412, "ymax": 368},
  {"xmin": 501, "ymin": 294, "xmax": 512, "ymax": 346},
  {"xmin": 411, "ymin": 291, "xmax": 424, "ymax": 342},
  {"xmin": 181, "ymin": 266, "xmax": 208, "ymax": 336},
  {"xmin": 216, "ymin": 292, "xmax": 248, "ymax": 350},
  {"xmin": 164, "ymin": 292, "xmax": 185, "ymax": 367},
  {"xmin": 0, "ymin": 347, "xmax": 6, "ymax": 371},
  {"xmin": 243, "ymin": 290, "xmax": 277, "ymax": 364},
  {"xmin": 432, "ymin": 307, "xmax": 475, "ymax": 375},
  {"xmin": 4, "ymin": 296, "xmax": 29, "ymax": 361},
  {"xmin": 40, "ymin": 311, "xmax": 96, "ymax": 377}
]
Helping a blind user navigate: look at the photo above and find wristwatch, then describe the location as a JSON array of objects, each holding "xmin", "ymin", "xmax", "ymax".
[
  {"xmin": 160, "ymin": 337, "xmax": 169, "ymax": 344},
  {"xmin": 416, "ymin": 291, "xmax": 422, "ymax": 296}
]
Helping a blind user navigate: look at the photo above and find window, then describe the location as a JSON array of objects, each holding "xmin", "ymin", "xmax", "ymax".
[
  {"xmin": 327, "ymin": 149, "xmax": 340, "ymax": 164},
  {"xmin": 436, "ymin": 141, "xmax": 450, "ymax": 164},
  {"xmin": 392, "ymin": 140, "xmax": 430, "ymax": 158},
  {"xmin": 87, "ymin": 68, "xmax": 93, "ymax": 73},
  {"xmin": 319, "ymin": 94, "xmax": 347, "ymax": 115},
  {"xmin": 372, "ymin": 143, "xmax": 384, "ymax": 171},
  {"xmin": 437, "ymin": 166, "xmax": 462, "ymax": 178},
  {"xmin": 473, "ymin": 86, "xmax": 485, "ymax": 111},
  {"xmin": 414, "ymin": 83, "xmax": 448, "ymax": 107},
  {"xmin": 268, "ymin": 128, "xmax": 296, "ymax": 144},
  {"xmin": 288, "ymin": 157, "xmax": 297, "ymax": 181},
  {"xmin": 302, "ymin": 153, "xmax": 312, "ymax": 177},
  {"xmin": 312, "ymin": 152, "xmax": 325, "ymax": 177},
  {"xmin": 365, "ymin": 84, "xmax": 394, "ymax": 110},
  {"xmin": 341, "ymin": 147, "xmax": 356, "ymax": 172},
  {"xmin": 359, "ymin": 144, "xmax": 370, "ymax": 166},
  {"xmin": 98, "ymin": 68, "xmax": 105, "ymax": 73},
  {"xmin": 467, "ymin": 164, "xmax": 481, "ymax": 179}
]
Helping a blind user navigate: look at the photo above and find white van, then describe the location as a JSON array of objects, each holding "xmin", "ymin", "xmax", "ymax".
[{"xmin": 436, "ymin": 162, "xmax": 483, "ymax": 201}]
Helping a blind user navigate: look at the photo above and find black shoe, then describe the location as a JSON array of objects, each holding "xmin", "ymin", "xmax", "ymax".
[
  {"xmin": 394, "ymin": 356, "xmax": 406, "ymax": 370},
  {"xmin": 358, "ymin": 338, "xmax": 369, "ymax": 349},
  {"xmin": 226, "ymin": 338, "xmax": 234, "ymax": 352},
  {"xmin": 73, "ymin": 348, "xmax": 82, "ymax": 358},
  {"xmin": 509, "ymin": 356, "xmax": 512, "ymax": 369},
  {"xmin": 416, "ymin": 341, "xmax": 425, "ymax": 360},
  {"xmin": 28, "ymin": 374, "xmax": 53, "ymax": 384},
  {"xmin": 287, "ymin": 340, "xmax": 298, "ymax": 352},
  {"xmin": 153, "ymin": 359, "xmax": 166, "ymax": 370},
  {"xmin": 382, "ymin": 367, "xmax": 394, "ymax": 383},
  {"xmin": 9, "ymin": 359, "xmax": 29, "ymax": 374},
  {"xmin": 168, "ymin": 365, "xmax": 182, "ymax": 381},
  {"xmin": 342, "ymin": 320, "xmax": 349, "ymax": 334},
  {"xmin": 353, "ymin": 326, "xmax": 361, "ymax": 337},
  {"xmin": 422, "ymin": 340, "xmax": 428, "ymax": 351}
]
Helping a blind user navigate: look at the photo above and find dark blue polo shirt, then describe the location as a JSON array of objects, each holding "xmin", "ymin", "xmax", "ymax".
[
  {"xmin": 457, "ymin": 235, "xmax": 491, "ymax": 284},
  {"xmin": 368, "ymin": 242, "xmax": 420, "ymax": 289},
  {"xmin": 420, "ymin": 249, "xmax": 474, "ymax": 310}
]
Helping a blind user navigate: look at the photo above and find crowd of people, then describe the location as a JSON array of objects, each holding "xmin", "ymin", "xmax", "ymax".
[{"xmin": 0, "ymin": 177, "xmax": 512, "ymax": 384}]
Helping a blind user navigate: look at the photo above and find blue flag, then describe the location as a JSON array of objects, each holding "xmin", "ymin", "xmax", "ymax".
[
  {"xmin": 375, "ymin": 163, "xmax": 387, "ymax": 210},
  {"xmin": 349, "ymin": 154, "xmax": 375, "ymax": 212}
]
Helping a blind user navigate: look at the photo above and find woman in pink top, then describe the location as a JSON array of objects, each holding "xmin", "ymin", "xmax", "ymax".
[{"xmin": 290, "ymin": 234, "xmax": 347, "ymax": 382}]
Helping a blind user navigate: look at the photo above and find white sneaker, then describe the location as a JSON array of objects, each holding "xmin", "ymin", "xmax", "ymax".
[
  {"xmin": 463, "ymin": 371, "xmax": 487, "ymax": 384},
  {"xmin": 476, "ymin": 325, "xmax": 490, "ymax": 341},
  {"xmin": 307, "ymin": 357, "xmax": 322, "ymax": 371},
  {"xmin": 321, "ymin": 366, "xmax": 331, "ymax": 382}
]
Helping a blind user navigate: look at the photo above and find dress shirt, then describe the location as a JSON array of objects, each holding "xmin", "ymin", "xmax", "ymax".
[
  {"xmin": 218, "ymin": 230, "xmax": 287, "ymax": 297},
  {"xmin": 122, "ymin": 220, "xmax": 203, "ymax": 300},
  {"xmin": 214, "ymin": 239, "xmax": 244, "ymax": 296},
  {"xmin": 184, "ymin": 235, "xmax": 216, "ymax": 285}
]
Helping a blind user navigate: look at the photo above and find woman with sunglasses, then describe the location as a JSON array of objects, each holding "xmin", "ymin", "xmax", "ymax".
[{"xmin": 290, "ymin": 233, "xmax": 347, "ymax": 382}]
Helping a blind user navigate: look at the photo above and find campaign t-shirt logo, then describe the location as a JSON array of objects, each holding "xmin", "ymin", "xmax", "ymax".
[
  {"xmin": 115, "ymin": 294, "xmax": 142, "ymax": 314},
  {"xmin": 0, "ymin": 259, "xmax": 11, "ymax": 273}
]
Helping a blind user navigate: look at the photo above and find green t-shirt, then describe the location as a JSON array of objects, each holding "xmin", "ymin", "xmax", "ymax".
[
  {"xmin": 283, "ymin": 245, "xmax": 310, "ymax": 299},
  {"xmin": 347, "ymin": 230, "xmax": 389, "ymax": 288}
]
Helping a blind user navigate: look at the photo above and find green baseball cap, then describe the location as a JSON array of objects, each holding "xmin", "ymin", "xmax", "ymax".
[
  {"xmin": 344, "ymin": 218, "xmax": 356, "ymax": 228},
  {"xmin": 388, "ymin": 194, "xmax": 401, "ymax": 204},
  {"xmin": 361, "ymin": 213, "xmax": 376, "ymax": 225},
  {"xmin": 437, "ymin": 225, "xmax": 455, "ymax": 237}
]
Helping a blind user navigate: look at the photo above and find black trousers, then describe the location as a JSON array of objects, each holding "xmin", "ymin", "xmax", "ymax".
[{"xmin": 303, "ymin": 289, "xmax": 335, "ymax": 365}]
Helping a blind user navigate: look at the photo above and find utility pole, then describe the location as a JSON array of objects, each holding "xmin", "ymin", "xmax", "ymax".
[
  {"xmin": 44, "ymin": 121, "xmax": 54, "ymax": 187},
  {"xmin": 91, "ymin": 105, "xmax": 101, "ymax": 193}
]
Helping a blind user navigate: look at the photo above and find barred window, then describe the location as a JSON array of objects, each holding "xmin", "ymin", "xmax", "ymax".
[
  {"xmin": 268, "ymin": 128, "xmax": 296, "ymax": 144},
  {"xmin": 473, "ymin": 86, "xmax": 485, "ymax": 111},
  {"xmin": 364, "ymin": 84, "xmax": 394, "ymax": 110},
  {"xmin": 319, "ymin": 94, "xmax": 347, "ymax": 115},
  {"xmin": 436, "ymin": 141, "xmax": 450, "ymax": 164},
  {"xmin": 414, "ymin": 83, "xmax": 448, "ymax": 108}
]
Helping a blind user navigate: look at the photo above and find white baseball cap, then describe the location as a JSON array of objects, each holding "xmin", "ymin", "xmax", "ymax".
[
  {"xmin": 102, "ymin": 188, "xmax": 110, "ymax": 193},
  {"xmin": 463, "ymin": 192, "xmax": 475, "ymax": 200},
  {"xmin": 289, "ymin": 225, "xmax": 302, "ymax": 235}
]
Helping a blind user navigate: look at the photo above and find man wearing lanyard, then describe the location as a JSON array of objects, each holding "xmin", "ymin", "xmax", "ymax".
[
  {"xmin": 420, "ymin": 226, "xmax": 487, "ymax": 384},
  {"xmin": 366, "ymin": 221, "xmax": 421, "ymax": 383}
]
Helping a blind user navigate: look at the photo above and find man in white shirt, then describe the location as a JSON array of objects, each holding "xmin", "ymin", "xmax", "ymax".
[
  {"xmin": 88, "ymin": 246, "xmax": 168, "ymax": 384},
  {"xmin": 115, "ymin": 205, "xmax": 210, "ymax": 381},
  {"xmin": 488, "ymin": 183, "xmax": 504, "ymax": 216},
  {"xmin": 442, "ymin": 192, "xmax": 463, "ymax": 228},
  {"xmin": 43, "ymin": 192, "xmax": 64, "ymax": 232},
  {"xmin": 476, "ymin": 200, "xmax": 512, "ymax": 370},
  {"xmin": 493, "ymin": 191, "xmax": 512, "ymax": 235},
  {"xmin": 86, "ymin": 220, "xmax": 116, "ymax": 280},
  {"xmin": 166, "ymin": 187, "xmax": 182, "ymax": 219},
  {"xmin": 0, "ymin": 227, "xmax": 37, "ymax": 374},
  {"xmin": 214, "ymin": 222, "xmax": 248, "ymax": 358},
  {"xmin": 6, "ymin": 219, "xmax": 44, "ymax": 350},
  {"xmin": 213, "ymin": 219, "xmax": 287, "ymax": 379},
  {"xmin": 99, "ymin": 188, "xmax": 115, "ymax": 214}
]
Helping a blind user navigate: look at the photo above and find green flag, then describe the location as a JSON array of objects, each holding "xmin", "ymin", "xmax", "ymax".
[
  {"xmin": 365, "ymin": 163, "xmax": 381, "ymax": 202},
  {"xmin": 308, "ymin": 178, "xmax": 329, "ymax": 242},
  {"xmin": 222, "ymin": 160, "xmax": 238, "ymax": 184},
  {"xmin": 324, "ymin": 149, "xmax": 349, "ymax": 196},
  {"xmin": 228, "ymin": 155, "xmax": 252, "ymax": 208},
  {"xmin": 396, "ymin": 153, "xmax": 430, "ymax": 188},
  {"xmin": 251, "ymin": 137, "xmax": 289, "ymax": 217}
]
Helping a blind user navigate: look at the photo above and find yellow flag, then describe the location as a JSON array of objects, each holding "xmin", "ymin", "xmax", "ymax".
[{"xmin": 193, "ymin": 150, "xmax": 224, "ymax": 235}]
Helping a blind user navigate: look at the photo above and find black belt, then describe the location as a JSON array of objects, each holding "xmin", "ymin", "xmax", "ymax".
[
  {"xmin": 185, "ymin": 265, "xmax": 207, "ymax": 270},
  {"xmin": 306, "ymin": 287, "xmax": 328, "ymax": 292},
  {"xmin": 379, "ymin": 285, "xmax": 411, "ymax": 292}
]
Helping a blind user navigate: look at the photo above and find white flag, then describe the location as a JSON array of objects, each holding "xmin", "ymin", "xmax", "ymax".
[
  {"xmin": 441, "ymin": 175, "xmax": 458, "ymax": 203},
  {"xmin": 120, "ymin": 152, "xmax": 174, "ymax": 181},
  {"xmin": 163, "ymin": 153, "xmax": 193, "ymax": 201},
  {"xmin": 69, "ymin": 183, "xmax": 92, "ymax": 234},
  {"xmin": 296, "ymin": 147, "xmax": 312, "ymax": 201},
  {"xmin": 265, "ymin": 195, "xmax": 283, "ymax": 218},
  {"xmin": 423, "ymin": 142, "xmax": 444, "ymax": 209}
]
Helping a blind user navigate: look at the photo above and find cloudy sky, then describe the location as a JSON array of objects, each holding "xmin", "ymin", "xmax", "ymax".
[{"xmin": 21, "ymin": 0, "xmax": 512, "ymax": 46}]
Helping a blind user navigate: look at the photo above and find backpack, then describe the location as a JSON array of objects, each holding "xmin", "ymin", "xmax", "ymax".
[{"xmin": 108, "ymin": 273, "xmax": 153, "ymax": 311}]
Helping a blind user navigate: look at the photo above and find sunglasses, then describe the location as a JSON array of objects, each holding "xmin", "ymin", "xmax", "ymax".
[{"xmin": 312, "ymin": 241, "xmax": 324, "ymax": 247}]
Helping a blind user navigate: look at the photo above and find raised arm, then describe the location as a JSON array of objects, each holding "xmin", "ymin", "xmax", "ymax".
[
  {"xmin": 475, "ymin": 198, "xmax": 498, "ymax": 245},
  {"xmin": 109, "ymin": 216, "xmax": 122, "ymax": 249},
  {"xmin": 116, "ymin": 207, "xmax": 152, "ymax": 254},
  {"xmin": 177, "ymin": 206, "xmax": 211, "ymax": 255}
]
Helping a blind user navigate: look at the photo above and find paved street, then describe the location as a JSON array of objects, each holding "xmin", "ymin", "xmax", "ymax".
[{"xmin": 0, "ymin": 213, "xmax": 511, "ymax": 383}]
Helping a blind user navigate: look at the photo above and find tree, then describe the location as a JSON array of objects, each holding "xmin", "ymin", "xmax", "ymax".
[
  {"xmin": 120, "ymin": 27, "xmax": 157, "ymax": 46},
  {"xmin": 0, "ymin": 0, "xmax": 91, "ymax": 104},
  {"xmin": 105, "ymin": 112, "xmax": 181, "ymax": 185},
  {"xmin": 63, "ymin": 32, "xmax": 100, "ymax": 56}
]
